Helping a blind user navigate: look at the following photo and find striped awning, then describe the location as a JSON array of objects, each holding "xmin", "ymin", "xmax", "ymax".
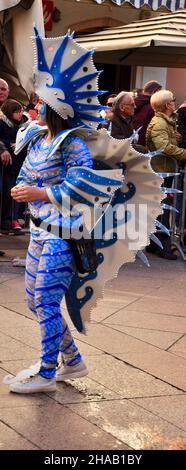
[
  {"xmin": 77, "ymin": 9, "xmax": 186, "ymax": 50},
  {"xmin": 82, "ymin": 0, "xmax": 186, "ymax": 11}
]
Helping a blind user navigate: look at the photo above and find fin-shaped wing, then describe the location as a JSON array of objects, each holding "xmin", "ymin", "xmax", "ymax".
[{"xmin": 65, "ymin": 129, "xmax": 164, "ymax": 332}]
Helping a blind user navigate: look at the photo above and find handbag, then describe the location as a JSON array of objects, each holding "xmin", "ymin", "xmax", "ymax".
[
  {"xmin": 69, "ymin": 237, "xmax": 99, "ymax": 274},
  {"xmin": 30, "ymin": 215, "xmax": 99, "ymax": 273}
]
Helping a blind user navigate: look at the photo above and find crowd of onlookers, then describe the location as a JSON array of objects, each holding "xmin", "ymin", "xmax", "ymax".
[
  {"xmin": 99, "ymin": 80, "xmax": 186, "ymax": 260},
  {"xmin": 0, "ymin": 77, "xmax": 186, "ymax": 260}
]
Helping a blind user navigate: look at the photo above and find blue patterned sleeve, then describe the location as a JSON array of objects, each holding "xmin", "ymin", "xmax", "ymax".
[
  {"xmin": 46, "ymin": 135, "xmax": 93, "ymax": 210},
  {"xmin": 64, "ymin": 135, "xmax": 93, "ymax": 170}
]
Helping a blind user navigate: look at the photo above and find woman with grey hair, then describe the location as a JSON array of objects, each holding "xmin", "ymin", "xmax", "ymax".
[{"xmin": 146, "ymin": 89, "xmax": 186, "ymax": 259}]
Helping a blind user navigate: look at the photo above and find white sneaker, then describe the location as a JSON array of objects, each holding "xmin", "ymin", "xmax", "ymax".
[
  {"xmin": 3, "ymin": 361, "xmax": 41, "ymax": 385},
  {"xmin": 56, "ymin": 360, "xmax": 88, "ymax": 382},
  {"xmin": 9, "ymin": 374, "xmax": 56, "ymax": 394}
]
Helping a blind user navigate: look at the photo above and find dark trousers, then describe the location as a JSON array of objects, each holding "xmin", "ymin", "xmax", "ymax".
[
  {"xmin": 152, "ymin": 176, "xmax": 173, "ymax": 252},
  {"xmin": 0, "ymin": 172, "xmax": 15, "ymax": 229}
]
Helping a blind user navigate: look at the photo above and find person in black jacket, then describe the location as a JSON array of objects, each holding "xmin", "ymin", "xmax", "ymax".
[
  {"xmin": 133, "ymin": 80, "xmax": 162, "ymax": 146},
  {"xmin": 0, "ymin": 79, "xmax": 11, "ymax": 253},
  {"xmin": 177, "ymin": 103, "xmax": 186, "ymax": 149},
  {"xmin": 111, "ymin": 91, "xmax": 135, "ymax": 140},
  {"xmin": 0, "ymin": 99, "xmax": 27, "ymax": 232}
]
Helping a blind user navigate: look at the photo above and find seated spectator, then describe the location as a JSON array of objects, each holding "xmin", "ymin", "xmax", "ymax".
[
  {"xmin": 0, "ymin": 99, "xmax": 28, "ymax": 233},
  {"xmin": 111, "ymin": 91, "xmax": 135, "ymax": 140},
  {"xmin": 133, "ymin": 80, "xmax": 162, "ymax": 146},
  {"xmin": 146, "ymin": 89, "xmax": 186, "ymax": 259}
]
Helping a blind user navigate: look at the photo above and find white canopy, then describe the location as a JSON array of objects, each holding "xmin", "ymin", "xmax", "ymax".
[{"xmin": 77, "ymin": 9, "xmax": 186, "ymax": 51}]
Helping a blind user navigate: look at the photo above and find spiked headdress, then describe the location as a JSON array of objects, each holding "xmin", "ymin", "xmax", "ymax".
[{"xmin": 32, "ymin": 25, "xmax": 105, "ymax": 129}]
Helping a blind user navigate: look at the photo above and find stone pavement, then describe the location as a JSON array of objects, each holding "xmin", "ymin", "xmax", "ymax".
[{"xmin": 0, "ymin": 233, "xmax": 186, "ymax": 450}]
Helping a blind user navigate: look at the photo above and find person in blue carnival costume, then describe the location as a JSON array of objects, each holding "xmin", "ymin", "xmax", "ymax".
[
  {"xmin": 7, "ymin": 26, "xmax": 123, "ymax": 394},
  {"xmin": 4, "ymin": 26, "xmax": 165, "ymax": 394}
]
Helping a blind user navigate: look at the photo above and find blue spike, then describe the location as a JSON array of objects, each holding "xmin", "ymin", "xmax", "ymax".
[
  {"xmin": 129, "ymin": 127, "xmax": 142, "ymax": 142},
  {"xmin": 157, "ymin": 172, "xmax": 180, "ymax": 178},
  {"xmin": 34, "ymin": 26, "xmax": 49, "ymax": 73},
  {"xmin": 72, "ymin": 103, "xmax": 106, "ymax": 112},
  {"xmin": 33, "ymin": 23, "xmax": 43, "ymax": 39},
  {"xmin": 146, "ymin": 149, "xmax": 164, "ymax": 157},
  {"xmin": 155, "ymin": 220, "xmax": 170, "ymax": 236},
  {"xmin": 74, "ymin": 90, "xmax": 107, "ymax": 99},
  {"xmin": 59, "ymin": 99, "xmax": 104, "ymax": 112},
  {"xmin": 63, "ymin": 49, "xmax": 94, "ymax": 80},
  {"xmin": 101, "ymin": 119, "xmax": 109, "ymax": 125},
  {"xmin": 150, "ymin": 234, "xmax": 163, "ymax": 249},
  {"xmin": 137, "ymin": 250, "xmax": 150, "ymax": 267},
  {"xmin": 71, "ymin": 71, "xmax": 100, "ymax": 90},
  {"xmin": 68, "ymin": 118, "xmax": 92, "ymax": 129},
  {"xmin": 161, "ymin": 187, "xmax": 183, "ymax": 194},
  {"xmin": 136, "ymin": 126, "xmax": 142, "ymax": 133},
  {"xmin": 51, "ymin": 34, "xmax": 69, "ymax": 72},
  {"xmin": 161, "ymin": 203, "xmax": 179, "ymax": 213},
  {"xmin": 74, "ymin": 113, "xmax": 103, "ymax": 123}
]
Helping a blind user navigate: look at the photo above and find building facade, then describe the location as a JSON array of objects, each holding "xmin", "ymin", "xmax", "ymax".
[{"xmin": 44, "ymin": 0, "xmax": 186, "ymax": 105}]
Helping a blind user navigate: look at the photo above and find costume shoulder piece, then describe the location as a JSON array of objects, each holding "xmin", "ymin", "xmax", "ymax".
[
  {"xmin": 15, "ymin": 121, "xmax": 48, "ymax": 155},
  {"xmin": 15, "ymin": 120, "xmax": 97, "ymax": 157}
]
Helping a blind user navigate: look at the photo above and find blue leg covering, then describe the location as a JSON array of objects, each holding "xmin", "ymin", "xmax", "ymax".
[{"xmin": 26, "ymin": 237, "xmax": 81, "ymax": 378}]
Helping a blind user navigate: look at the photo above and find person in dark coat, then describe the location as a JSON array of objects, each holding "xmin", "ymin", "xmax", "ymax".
[
  {"xmin": 177, "ymin": 103, "xmax": 186, "ymax": 149},
  {"xmin": 133, "ymin": 80, "xmax": 162, "ymax": 146},
  {"xmin": 0, "ymin": 79, "xmax": 11, "ymax": 253},
  {"xmin": 0, "ymin": 99, "xmax": 27, "ymax": 232},
  {"xmin": 111, "ymin": 91, "xmax": 135, "ymax": 139}
]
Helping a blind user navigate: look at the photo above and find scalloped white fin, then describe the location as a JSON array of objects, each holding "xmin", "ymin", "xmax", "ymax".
[{"xmin": 72, "ymin": 129, "xmax": 163, "ymax": 325}]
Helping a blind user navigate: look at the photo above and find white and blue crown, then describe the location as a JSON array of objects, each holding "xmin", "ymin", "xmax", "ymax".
[{"xmin": 32, "ymin": 25, "xmax": 106, "ymax": 129}]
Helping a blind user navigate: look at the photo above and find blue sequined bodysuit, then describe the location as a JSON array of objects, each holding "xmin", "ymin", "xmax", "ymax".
[
  {"xmin": 17, "ymin": 133, "xmax": 93, "ymax": 239},
  {"xmin": 17, "ymin": 132, "xmax": 93, "ymax": 378}
]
